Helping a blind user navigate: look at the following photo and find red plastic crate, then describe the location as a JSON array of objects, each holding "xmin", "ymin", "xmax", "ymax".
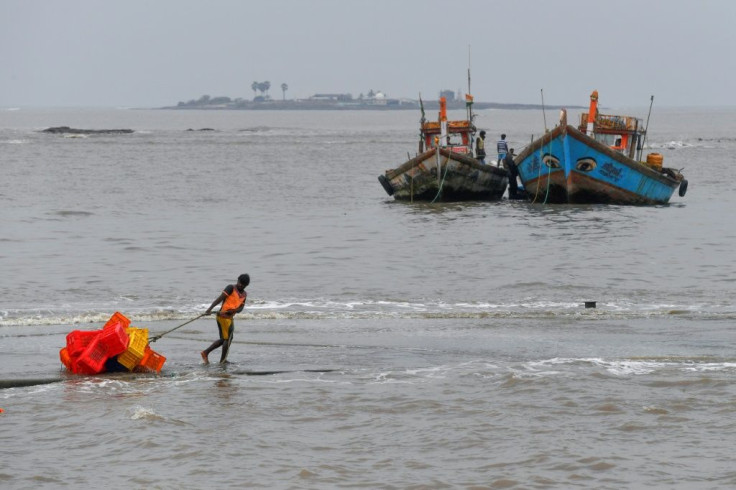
[
  {"xmin": 74, "ymin": 338, "xmax": 109, "ymax": 375},
  {"xmin": 103, "ymin": 311, "xmax": 131, "ymax": 330},
  {"xmin": 65, "ymin": 329, "xmax": 102, "ymax": 358},
  {"xmin": 96, "ymin": 323, "xmax": 129, "ymax": 357}
]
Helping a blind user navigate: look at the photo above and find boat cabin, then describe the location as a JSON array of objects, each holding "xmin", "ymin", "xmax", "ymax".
[
  {"xmin": 577, "ymin": 90, "xmax": 645, "ymax": 160},
  {"xmin": 419, "ymin": 97, "xmax": 475, "ymax": 155}
]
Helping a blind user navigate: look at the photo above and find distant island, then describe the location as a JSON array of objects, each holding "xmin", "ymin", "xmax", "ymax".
[
  {"xmin": 163, "ymin": 87, "xmax": 574, "ymax": 111},
  {"xmin": 42, "ymin": 126, "xmax": 134, "ymax": 135}
]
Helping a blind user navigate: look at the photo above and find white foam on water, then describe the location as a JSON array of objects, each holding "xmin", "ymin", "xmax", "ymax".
[{"xmin": 130, "ymin": 405, "xmax": 165, "ymax": 421}]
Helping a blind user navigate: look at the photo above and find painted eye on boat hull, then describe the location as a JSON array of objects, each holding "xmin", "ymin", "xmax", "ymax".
[
  {"xmin": 576, "ymin": 157, "xmax": 597, "ymax": 172},
  {"xmin": 542, "ymin": 154, "xmax": 560, "ymax": 168}
]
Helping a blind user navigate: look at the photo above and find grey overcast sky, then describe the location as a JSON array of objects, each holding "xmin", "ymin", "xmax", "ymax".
[{"xmin": 1, "ymin": 0, "xmax": 734, "ymax": 108}]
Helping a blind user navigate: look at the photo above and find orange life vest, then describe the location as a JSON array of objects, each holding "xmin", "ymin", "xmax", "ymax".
[{"xmin": 219, "ymin": 286, "xmax": 246, "ymax": 318}]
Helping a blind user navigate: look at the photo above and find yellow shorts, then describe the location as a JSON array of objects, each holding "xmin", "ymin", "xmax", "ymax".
[{"xmin": 216, "ymin": 316, "xmax": 234, "ymax": 341}]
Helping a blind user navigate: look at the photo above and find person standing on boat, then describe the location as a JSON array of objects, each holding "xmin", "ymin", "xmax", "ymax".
[
  {"xmin": 475, "ymin": 130, "xmax": 487, "ymax": 164},
  {"xmin": 503, "ymin": 149, "xmax": 521, "ymax": 199},
  {"xmin": 201, "ymin": 273, "xmax": 249, "ymax": 364},
  {"xmin": 497, "ymin": 134, "xmax": 509, "ymax": 167}
]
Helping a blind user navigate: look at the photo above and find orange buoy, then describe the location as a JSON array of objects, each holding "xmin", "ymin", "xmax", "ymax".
[{"xmin": 646, "ymin": 152, "xmax": 664, "ymax": 170}]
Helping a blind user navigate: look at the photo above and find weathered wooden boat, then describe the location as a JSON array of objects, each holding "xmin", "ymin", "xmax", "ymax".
[
  {"xmin": 378, "ymin": 96, "xmax": 508, "ymax": 202},
  {"xmin": 515, "ymin": 91, "xmax": 688, "ymax": 205}
]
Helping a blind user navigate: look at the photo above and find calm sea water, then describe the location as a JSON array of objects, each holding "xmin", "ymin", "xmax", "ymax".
[{"xmin": 1, "ymin": 106, "xmax": 735, "ymax": 489}]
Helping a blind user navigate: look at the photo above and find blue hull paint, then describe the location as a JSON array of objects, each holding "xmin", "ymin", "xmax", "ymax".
[{"xmin": 516, "ymin": 125, "xmax": 681, "ymax": 205}]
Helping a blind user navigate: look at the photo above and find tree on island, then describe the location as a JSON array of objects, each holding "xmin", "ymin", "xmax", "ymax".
[
  {"xmin": 251, "ymin": 81, "xmax": 271, "ymax": 100},
  {"xmin": 281, "ymin": 83, "xmax": 288, "ymax": 101},
  {"xmin": 259, "ymin": 81, "xmax": 271, "ymax": 98}
]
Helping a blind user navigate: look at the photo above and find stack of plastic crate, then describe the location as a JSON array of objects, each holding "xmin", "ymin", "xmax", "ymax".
[
  {"xmin": 60, "ymin": 312, "xmax": 168, "ymax": 375},
  {"xmin": 74, "ymin": 321, "xmax": 129, "ymax": 375},
  {"xmin": 59, "ymin": 312, "xmax": 131, "ymax": 375}
]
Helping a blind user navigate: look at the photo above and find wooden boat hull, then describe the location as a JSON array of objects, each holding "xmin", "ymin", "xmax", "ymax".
[
  {"xmin": 515, "ymin": 125, "xmax": 684, "ymax": 205},
  {"xmin": 379, "ymin": 147, "xmax": 508, "ymax": 201}
]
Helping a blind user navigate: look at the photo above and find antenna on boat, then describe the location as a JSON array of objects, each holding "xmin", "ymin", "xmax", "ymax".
[
  {"xmin": 467, "ymin": 67, "xmax": 472, "ymax": 122},
  {"xmin": 418, "ymin": 92, "xmax": 426, "ymax": 153},
  {"xmin": 467, "ymin": 45, "xmax": 471, "ymax": 95},
  {"xmin": 540, "ymin": 89, "xmax": 548, "ymax": 132},
  {"xmin": 641, "ymin": 95, "xmax": 654, "ymax": 153},
  {"xmin": 466, "ymin": 45, "xmax": 474, "ymax": 125}
]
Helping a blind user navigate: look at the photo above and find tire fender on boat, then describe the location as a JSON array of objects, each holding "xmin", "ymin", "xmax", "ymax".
[
  {"xmin": 378, "ymin": 175, "xmax": 394, "ymax": 196},
  {"xmin": 679, "ymin": 179, "xmax": 688, "ymax": 197}
]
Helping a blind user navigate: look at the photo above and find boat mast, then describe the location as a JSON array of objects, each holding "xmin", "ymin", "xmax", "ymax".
[
  {"xmin": 541, "ymin": 88, "xmax": 548, "ymax": 132},
  {"xmin": 466, "ymin": 45, "xmax": 474, "ymax": 125},
  {"xmin": 640, "ymin": 95, "xmax": 654, "ymax": 157},
  {"xmin": 418, "ymin": 92, "xmax": 426, "ymax": 153}
]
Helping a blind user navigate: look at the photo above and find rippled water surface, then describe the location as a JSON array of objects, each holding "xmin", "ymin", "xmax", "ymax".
[{"xmin": 1, "ymin": 107, "xmax": 735, "ymax": 489}]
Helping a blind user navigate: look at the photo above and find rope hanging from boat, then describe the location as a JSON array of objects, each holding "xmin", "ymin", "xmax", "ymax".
[
  {"xmin": 543, "ymin": 155, "xmax": 552, "ymax": 204},
  {"xmin": 532, "ymin": 90, "xmax": 548, "ymax": 204},
  {"xmin": 430, "ymin": 154, "xmax": 452, "ymax": 203},
  {"xmin": 531, "ymin": 90, "xmax": 553, "ymax": 205},
  {"xmin": 531, "ymin": 143, "xmax": 543, "ymax": 204},
  {"xmin": 531, "ymin": 143, "xmax": 552, "ymax": 205},
  {"xmin": 409, "ymin": 152, "xmax": 415, "ymax": 203},
  {"xmin": 540, "ymin": 130, "xmax": 553, "ymax": 204},
  {"xmin": 410, "ymin": 166, "xmax": 414, "ymax": 203}
]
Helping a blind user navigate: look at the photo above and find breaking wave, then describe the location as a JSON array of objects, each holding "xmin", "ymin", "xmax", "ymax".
[
  {"xmin": 524, "ymin": 356, "xmax": 736, "ymax": 376},
  {"xmin": 1, "ymin": 298, "xmax": 734, "ymax": 327}
]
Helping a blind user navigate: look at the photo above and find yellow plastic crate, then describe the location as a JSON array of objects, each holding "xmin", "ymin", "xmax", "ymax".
[{"xmin": 117, "ymin": 327, "xmax": 149, "ymax": 370}]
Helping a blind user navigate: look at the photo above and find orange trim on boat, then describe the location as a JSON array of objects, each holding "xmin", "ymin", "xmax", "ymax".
[{"xmin": 586, "ymin": 90, "xmax": 598, "ymax": 135}]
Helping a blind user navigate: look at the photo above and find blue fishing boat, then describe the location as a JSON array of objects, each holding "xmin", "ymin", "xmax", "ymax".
[{"xmin": 515, "ymin": 91, "xmax": 688, "ymax": 205}]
